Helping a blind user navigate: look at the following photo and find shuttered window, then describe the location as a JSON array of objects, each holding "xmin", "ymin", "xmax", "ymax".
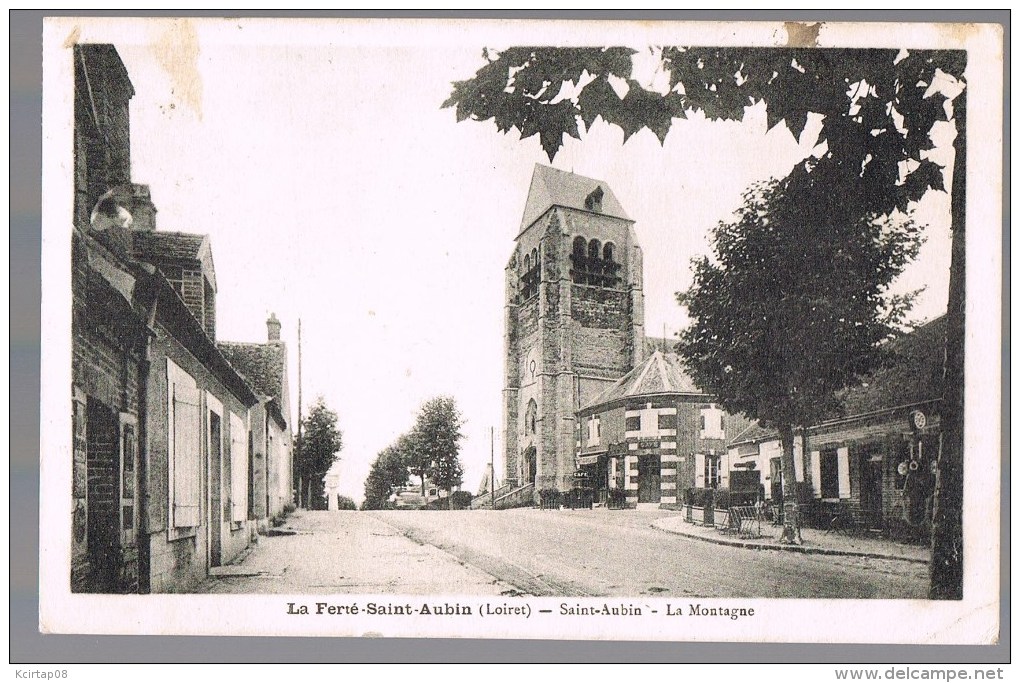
[
  {"xmin": 230, "ymin": 412, "xmax": 248, "ymax": 523},
  {"xmin": 837, "ymin": 446, "xmax": 851, "ymax": 499},
  {"xmin": 119, "ymin": 413, "xmax": 138, "ymax": 546},
  {"xmin": 810, "ymin": 451, "xmax": 822, "ymax": 497},
  {"xmin": 168, "ymin": 359, "xmax": 201, "ymax": 531}
]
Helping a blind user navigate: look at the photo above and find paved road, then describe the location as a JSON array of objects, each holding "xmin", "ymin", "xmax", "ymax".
[
  {"xmin": 196, "ymin": 510, "xmax": 513, "ymax": 594},
  {"xmin": 198, "ymin": 509, "xmax": 927, "ymax": 598},
  {"xmin": 370, "ymin": 508, "xmax": 928, "ymax": 599}
]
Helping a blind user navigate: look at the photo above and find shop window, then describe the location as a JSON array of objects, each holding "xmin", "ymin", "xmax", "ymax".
[{"xmin": 704, "ymin": 454, "xmax": 721, "ymax": 489}]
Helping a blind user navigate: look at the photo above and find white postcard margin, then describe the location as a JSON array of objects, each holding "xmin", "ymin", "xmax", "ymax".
[{"xmin": 38, "ymin": 17, "xmax": 1004, "ymax": 644}]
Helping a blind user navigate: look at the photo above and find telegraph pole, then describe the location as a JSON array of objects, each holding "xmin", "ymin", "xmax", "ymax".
[
  {"xmin": 296, "ymin": 317, "xmax": 303, "ymax": 508},
  {"xmin": 490, "ymin": 426, "xmax": 496, "ymax": 510}
]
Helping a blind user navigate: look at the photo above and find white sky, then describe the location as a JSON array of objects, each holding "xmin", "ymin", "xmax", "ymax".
[{"xmin": 79, "ymin": 20, "xmax": 952, "ymax": 503}]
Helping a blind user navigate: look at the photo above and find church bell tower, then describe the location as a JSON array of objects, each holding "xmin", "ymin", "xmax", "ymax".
[{"xmin": 503, "ymin": 165, "xmax": 645, "ymax": 494}]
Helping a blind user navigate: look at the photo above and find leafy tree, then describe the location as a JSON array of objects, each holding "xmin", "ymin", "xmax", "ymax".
[
  {"xmin": 336, "ymin": 495, "xmax": 357, "ymax": 511},
  {"xmin": 677, "ymin": 172, "xmax": 923, "ymax": 543},
  {"xmin": 444, "ymin": 45, "xmax": 965, "ymax": 595},
  {"xmin": 362, "ymin": 437, "xmax": 412, "ymax": 510},
  {"xmin": 408, "ymin": 396, "xmax": 465, "ymax": 509},
  {"xmin": 295, "ymin": 397, "xmax": 343, "ymax": 510}
]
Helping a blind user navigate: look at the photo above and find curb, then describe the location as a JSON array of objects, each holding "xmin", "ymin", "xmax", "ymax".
[{"xmin": 651, "ymin": 520, "xmax": 930, "ymax": 565}]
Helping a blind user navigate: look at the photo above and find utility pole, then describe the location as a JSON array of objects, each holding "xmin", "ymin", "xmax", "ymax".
[
  {"xmin": 490, "ymin": 426, "xmax": 496, "ymax": 510},
  {"xmin": 296, "ymin": 317, "xmax": 303, "ymax": 508}
]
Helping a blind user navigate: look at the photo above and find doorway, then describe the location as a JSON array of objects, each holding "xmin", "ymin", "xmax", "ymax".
[
  {"xmin": 859, "ymin": 453, "xmax": 884, "ymax": 529},
  {"xmin": 85, "ymin": 400, "xmax": 120, "ymax": 592},
  {"xmin": 637, "ymin": 455, "xmax": 661, "ymax": 503},
  {"xmin": 209, "ymin": 410, "xmax": 223, "ymax": 567},
  {"xmin": 522, "ymin": 446, "xmax": 537, "ymax": 485}
]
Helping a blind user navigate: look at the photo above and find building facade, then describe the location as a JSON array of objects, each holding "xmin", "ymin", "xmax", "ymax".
[
  {"xmin": 576, "ymin": 349, "xmax": 749, "ymax": 507},
  {"xmin": 503, "ymin": 165, "xmax": 645, "ymax": 493},
  {"xmin": 726, "ymin": 316, "xmax": 946, "ymax": 534},
  {"xmin": 218, "ymin": 313, "xmax": 296, "ymax": 524},
  {"xmin": 70, "ymin": 43, "xmax": 286, "ymax": 592}
]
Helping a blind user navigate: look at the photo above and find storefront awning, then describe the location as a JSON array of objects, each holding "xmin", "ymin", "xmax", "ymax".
[{"xmin": 576, "ymin": 454, "xmax": 601, "ymax": 466}]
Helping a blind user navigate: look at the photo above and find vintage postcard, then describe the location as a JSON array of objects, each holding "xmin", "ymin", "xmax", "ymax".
[{"xmin": 39, "ymin": 16, "xmax": 1003, "ymax": 643}]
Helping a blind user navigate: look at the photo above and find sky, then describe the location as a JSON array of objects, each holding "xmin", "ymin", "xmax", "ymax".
[{"xmin": 72, "ymin": 19, "xmax": 953, "ymax": 503}]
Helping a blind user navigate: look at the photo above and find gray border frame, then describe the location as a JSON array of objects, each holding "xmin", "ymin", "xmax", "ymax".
[{"xmin": 12, "ymin": 9, "xmax": 1009, "ymax": 664}]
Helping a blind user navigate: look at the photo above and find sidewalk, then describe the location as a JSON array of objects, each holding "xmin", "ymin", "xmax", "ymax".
[{"xmin": 652, "ymin": 515, "xmax": 930, "ymax": 564}]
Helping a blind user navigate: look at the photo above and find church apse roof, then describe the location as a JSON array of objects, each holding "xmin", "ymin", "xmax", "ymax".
[
  {"xmin": 583, "ymin": 350, "xmax": 707, "ymax": 411},
  {"xmin": 519, "ymin": 164, "xmax": 631, "ymax": 234}
]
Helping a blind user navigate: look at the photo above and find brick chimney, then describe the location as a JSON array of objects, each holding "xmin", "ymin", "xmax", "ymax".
[{"xmin": 267, "ymin": 313, "xmax": 282, "ymax": 342}]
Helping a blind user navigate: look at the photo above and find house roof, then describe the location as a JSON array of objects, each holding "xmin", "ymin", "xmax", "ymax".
[
  {"xmin": 132, "ymin": 230, "xmax": 217, "ymax": 291},
  {"xmin": 584, "ymin": 350, "xmax": 706, "ymax": 410},
  {"xmin": 217, "ymin": 341, "xmax": 287, "ymax": 407},
  {"xmin": 132, "ymin": 231, "xmax": 206, "ymax": 262},
  {"xmin": 519, "ymin": 164, "xmax": 630, "ymax": 233},
  {"xmin": 839, "ymin": 315, "xmax": 947, "ymax": 416},
  {"xmin": 727, "ymin": 315, "xmax": 948, "ymax": 446}
]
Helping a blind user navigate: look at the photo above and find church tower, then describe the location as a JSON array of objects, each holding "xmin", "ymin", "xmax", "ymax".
[{"xmin": 503, "ymin": 165, "xmax": 645, "ymax": 493}]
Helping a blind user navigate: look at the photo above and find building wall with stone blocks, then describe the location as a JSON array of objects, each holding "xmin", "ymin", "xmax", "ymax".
[{"xmin": 504, "ymin": 192, "xmax": 645, "ymax": 493}]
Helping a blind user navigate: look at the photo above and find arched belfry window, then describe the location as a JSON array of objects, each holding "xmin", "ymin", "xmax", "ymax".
[
  {"xmin": 572, "ymin": 236, "xmax": 586, "ymax": 259},
  {"xmin": 519, "ymin": 246, "xmax": 540, "ymax": 302},
  {"xmin": 570, "ymin": 236, "xmax": 621, "ymax": 288},
  {"xmin": 584, "ymin": 186, "xmax": 604, "ymax": 213}
]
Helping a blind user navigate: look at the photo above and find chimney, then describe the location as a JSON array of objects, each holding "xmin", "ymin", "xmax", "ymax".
[
  {"xmin": 89, "ymin": 187, "xmax": 134, "ymax": 255},
  {"xmin": 267, "ymin": 313, "xmax": 282, "ymax": 342},
  {"xmin": 128, "ymin": 183, "xmax": 158, "ymax": 232}
]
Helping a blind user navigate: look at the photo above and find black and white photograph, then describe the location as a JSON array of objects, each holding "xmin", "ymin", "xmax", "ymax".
[{"xmin": 39, "ymin": 16, "xmax": 1003, "ymax": 643}]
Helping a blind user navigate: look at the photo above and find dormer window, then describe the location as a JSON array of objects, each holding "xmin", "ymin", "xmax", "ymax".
[{"xmin": 584, "ymin": 186, "xmax": 604, "ymax": 213}]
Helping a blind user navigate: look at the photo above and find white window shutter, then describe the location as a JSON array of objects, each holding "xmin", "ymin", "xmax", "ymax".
[
  {"xmin": 230, "ymin": 412, "xmax": 248, "ymax": 522},
  {"xmin": 810, "ymin": 451, "xmax": 822, "ymax": 498},
  {"xmin": 793, "ymin": 440, "xmax": 805, "ymax": 482},
  {"xmin": 719, "ymin": 453, "xmax": 729, "ymax": 488},
  {"xmin": 172, "ymin": 382, "xmax": 202, "ymax": 528},
  {"xmin": 695, "ymin": 453, "xmax": 705, "ymax": 487},
  {"xmin": 837, "ymin": 446, "xmax": 851, "ymax": 499}
]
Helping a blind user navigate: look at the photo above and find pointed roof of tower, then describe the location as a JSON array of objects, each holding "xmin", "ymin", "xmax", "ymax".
[
  {"xmin": 519, "ymin": 164, "xmax": 631, "ymax": 234},
  {"xmin": 583, "ymin": 350, "xmax": 706, "ymax": 410}
]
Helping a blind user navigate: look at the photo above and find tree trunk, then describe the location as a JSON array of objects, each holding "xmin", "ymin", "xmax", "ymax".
[
  {"xmin": 778, "ymin": 423, "xmax": 803, "ymax": 545},
  {"xmin": 930, "ymin": 86, "xmax": 966, "ymax": 600}
]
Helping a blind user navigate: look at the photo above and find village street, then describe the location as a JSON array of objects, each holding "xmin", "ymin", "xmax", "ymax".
[{"xmin": 197, "ymin": 509, "xmax": 928, "ymax": 598}]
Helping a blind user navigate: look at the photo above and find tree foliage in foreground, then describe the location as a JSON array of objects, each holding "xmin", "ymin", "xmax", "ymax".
[
  {"xmin": 677, "ymin": 171, "xmax": 923, "ymax": 541},
  {"xmin": 444, "ymin": 45, "xmax": 966, "ymax": 595}
]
